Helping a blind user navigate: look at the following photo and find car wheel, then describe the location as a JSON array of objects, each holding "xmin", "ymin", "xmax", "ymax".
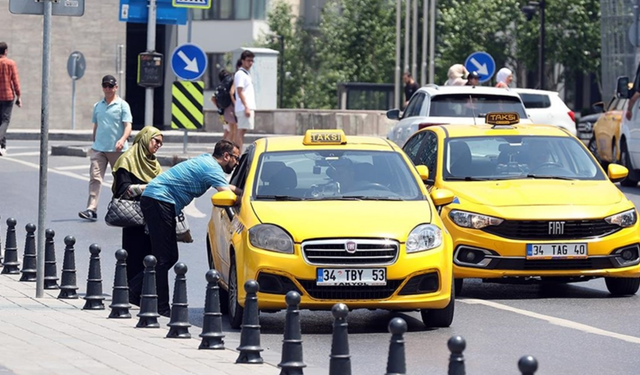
[
  {"xmin": 420, "ymin": 280, "xmax": 455, "ymax": 328},
  {"xmin": 587, "ymin": 137, "xmax": 601, "ymax": 165},
  {"xmin": 605, "ymin": 277, "xmax": 640, "ymax": 296},
  {"xmin": 206, "ymin": 236, "xmax": 229, "ymax": 313},
  {"xmin": 454, "ymin": 278, "xmax": 464, "ymax": 296},
  {"xmin": 619, "ymin": 142, "xmax": 638, "ymax": 187},
  {"xmin": 228, "ymin": 255, "xmax": 244, "ymax": 329}
]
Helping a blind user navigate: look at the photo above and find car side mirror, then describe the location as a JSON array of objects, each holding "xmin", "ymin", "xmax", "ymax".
[
  {"xmin": 616, "ymin": 76, "xmax": 630, "ymax": 99},
  {"xmin": 608, "ymin": 163, "xmax": 629, "ymax": 183},
  {"xmin": 386, "ymin": 108, "xmax": 400, "ymax": 120},
  {"xmin": 211, "ymin": 190, "xmax": 237, "ymax": 207},
  {"xmin": 415, "ymin": 165, "xmax": 429, "ymax": 181},
  {"xmin": 430, "ymin": 188, "xmax": 454, "ymax": 206}
]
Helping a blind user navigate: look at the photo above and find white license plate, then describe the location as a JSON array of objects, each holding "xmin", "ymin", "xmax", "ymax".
[
  {"xmin": 526, "ymin": 243, "xmax": 588, "ymax": 259},
  {"xmin": 316, "ymin": 268, "xmax": 387, "ymax": 286}
]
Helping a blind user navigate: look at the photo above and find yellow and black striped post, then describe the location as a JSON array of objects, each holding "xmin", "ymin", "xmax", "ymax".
[{"xmin": 172, "ymin": 81, "xmax": 204, "ymax": 130}]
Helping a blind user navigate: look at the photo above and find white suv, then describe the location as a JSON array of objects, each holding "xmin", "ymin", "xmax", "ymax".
[
  {"xmin": 386, "ymin": 85, "xmax": 531, "ymax": 146},
  {"xmin": 512, "ymin": 88, "xmax": 577, "ymax": 135}
]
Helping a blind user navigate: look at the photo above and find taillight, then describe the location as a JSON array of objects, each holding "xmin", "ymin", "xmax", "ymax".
[
  {"xmin": 567, "ymin": 111, "xmax": 576, "ymax": 122},
  {"xmin": 418, "ymin": 123, "xmax": 447, "ymax": 130}
]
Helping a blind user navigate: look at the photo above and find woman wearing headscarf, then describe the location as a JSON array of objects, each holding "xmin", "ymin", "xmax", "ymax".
[
  {"xmin": 495, "ymin": 67, "xmax": 514, "ymax": 88},
  {"xmin": 444, "ymin": 64, "xmax": 468, "ymax": 86},
  {"xmin": 111, "ymin": 126, "xmax": 164, "ymax": 306}
]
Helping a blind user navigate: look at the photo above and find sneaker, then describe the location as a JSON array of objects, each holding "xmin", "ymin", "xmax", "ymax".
[
  {"xmin": 0, "ymin": 147, "xmax": 5, "ymax": 156},
  {"xmin": 78, "ymin": 209, "xmax": 97, "ymax": 221}
]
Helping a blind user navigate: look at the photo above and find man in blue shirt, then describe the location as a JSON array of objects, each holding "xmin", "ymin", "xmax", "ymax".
[
  {"xmin": 79, "ymin": 75, "xmax": 132, "ymax": 221},
  {"xmin": 140, "ymin": 139, "xmax": 241, "ymax": 316}
]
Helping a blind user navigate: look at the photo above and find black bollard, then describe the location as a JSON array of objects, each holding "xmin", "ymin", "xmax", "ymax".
[
  {"xmin": 329, "ymin": 303, "xmax": 351, "ymax": 375},
  {"xmin": 58, "ymin": 236, "xmax": 79, "ymax": 299},
  {"xmin": 108, "ymin": 249, "xmax": 131, "ymax": 318},
  {"xmin": 19, "ymin": 223, "xmax": 37, "ymax": 282},
  {"xmin": 518, "ymin": 355, "xmax": 538, "ymax": 375},
  {"xmin": 236, "ymin": 280, "xmax": 264, "ymax": 364},
  {"xmin": 136, "ymin": 255, "xmax": 160, "ymax": 328},
  {"xmin": 166, "ymin": 262, "xmax": 191, "ymax": 338},
  {"xmin": 43, "ymin": 229, "xmax": 59, "ymax": 289},
  {"xmin": 2, "ymin": 217, "xmax": 20, "ymax": 274},
  {"xmin": 385, "ymin": 318, "xmax": 407, "ymax": 375},
  {"xmin": 447, "ymin": 336, "xmax": 466, "ymax": 375},
  {"xmin": 83, "ymin": 244, "xmax": 105, "ymax": 310},
  {"xmin": 278, "ymin": 291, "xmax": 306, "ymax": 375},
  {"xmin": 199, "ymin": 269, "xmax": 225, "ymax": 350}
]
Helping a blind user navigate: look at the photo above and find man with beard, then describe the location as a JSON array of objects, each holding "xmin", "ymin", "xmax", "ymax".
[{"xmin": 140, "ymin": 139, "xmax": 241, "ymax": 316}]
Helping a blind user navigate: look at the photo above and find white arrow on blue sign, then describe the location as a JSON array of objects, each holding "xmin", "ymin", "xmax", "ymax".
[
  {"xmin": 464, "ymin": 51, "xmax": 496, "ymax": 84},
  {"xmin": 171, "ymin": 43, "xmax": 208, "ymax": 81}
]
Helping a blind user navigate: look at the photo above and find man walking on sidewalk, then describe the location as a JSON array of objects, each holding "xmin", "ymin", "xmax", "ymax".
[
  {"xmin": 234, "ymin": 50, "xmax": 256, "ymax": 152},
  {"xmin": 0, "ymin": 42, "xmax": 22, "ymax": 156},
  {"xmin": 79, "ymin": 75, "xmax": 132, "ymax": 221}
]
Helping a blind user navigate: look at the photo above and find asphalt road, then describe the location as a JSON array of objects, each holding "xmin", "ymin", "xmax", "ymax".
[{"xmin": 1, "ymin": 140, "xmax": 640, "ymax": 374}]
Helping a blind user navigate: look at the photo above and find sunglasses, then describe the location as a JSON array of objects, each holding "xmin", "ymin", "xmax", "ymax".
[
  {"xmin": 102, "ymin": 83, "xmax": 115, "ymax": 88},
  {"xmin": 227, "ymin": 153, "xmax": 239, "ymax": 161},
  {"xmin": 151, "ymin": 138, "xmax": 163, "ymax": 146}
]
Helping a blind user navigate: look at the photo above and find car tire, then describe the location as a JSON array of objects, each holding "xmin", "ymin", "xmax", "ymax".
[
  {"xmin": 206, "ymin": 236, "xmax": 229, "ymax": 314},
  {"xmin": 228, "ymin": 255, "xmax": 244, "ymax": 329},
  {"xmin": 619, "ymin": 142, "xmax": 638, "ymax": 187},
  {"xmin": 454, "ymin": 278, "xmax": 464, "ymax": 296},
  {"xmin": 605, "ymin": 277, "xmax": 640, "ymax": 296},
  {"xmin": 420, "ymin": 280, "xmax": 455, "ymax": 328}
]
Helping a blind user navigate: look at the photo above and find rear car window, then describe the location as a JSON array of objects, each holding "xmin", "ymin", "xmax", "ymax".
[
  {"xmin": 519, "ymin": 93, "xmax": 551, "ymax": 109},
  {"xmin": 429, "ymin": 94, "xmax": 528, "ymax": 118}
]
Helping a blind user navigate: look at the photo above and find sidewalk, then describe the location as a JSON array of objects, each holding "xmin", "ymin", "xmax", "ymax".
[{"xmin": 0, "ymin": 274, "xmax": 279, "ymax": 375}]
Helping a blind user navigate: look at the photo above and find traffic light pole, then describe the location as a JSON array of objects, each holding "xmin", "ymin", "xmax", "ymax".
[
  {"xmin": 539, "ymin": 0, "xmax": 545, "ymax": 90},
  {"xmin": 145, "ymin": 0, "xmax": 157, "ymax": 127}
]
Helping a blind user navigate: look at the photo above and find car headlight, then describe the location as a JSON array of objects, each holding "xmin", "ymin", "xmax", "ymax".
[
  {"xmin": 449, "ymin": 210, "xmax": 503, "ymax": 229},
  {"xmin": 406, "ymin": 224, "xmax": 442, "ymax": 253},
  {"xmin": 605, "ymin": 209, "xmax": 637, "ymax": 228},
  {"xmin": 248, "ymin": 224, "xmax": 294, "ymax": 254}
]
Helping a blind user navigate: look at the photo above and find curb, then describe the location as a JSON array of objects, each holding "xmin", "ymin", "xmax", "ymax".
[{"xmin": 51, "ymin": 145, "xmax": 197, "ymax": 167}]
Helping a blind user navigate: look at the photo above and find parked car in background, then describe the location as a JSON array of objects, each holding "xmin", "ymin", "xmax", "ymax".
[
  {"xmin": 512, "ymin": 88, "xmax": 577, "ymax": 136},
  {"xmin": 386, "ymin": 85, "xmax": 531, "ymax": 147},
  {"xmin": 576, "ymin": 112, "xmax": 602, "ymax": 143},
  {"xmin": 590, "ymin": 88, "xmax": 629, "ymax": 168}
]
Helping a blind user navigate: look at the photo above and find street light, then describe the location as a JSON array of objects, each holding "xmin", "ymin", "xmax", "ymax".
[{"xmin": 521, "ymin": 0, "xmax": 545, "ymax": 90}]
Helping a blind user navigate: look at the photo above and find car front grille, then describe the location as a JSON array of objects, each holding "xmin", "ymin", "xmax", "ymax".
[
  {"xmin": 482, "ymin": 219, "xmax": 620, "ymax": 240},
  {"xmin": 297, "ymin": 279, "xmax": 403, "ymax": 300},
  {"xmin": 488, "ymin": 257, "xmax": 618, "ymax": 271},
  {"xmin": 302, "ymin": 239, "xmax": 399, "ymax": 265}
]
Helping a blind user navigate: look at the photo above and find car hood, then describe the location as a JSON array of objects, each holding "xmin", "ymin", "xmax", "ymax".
[
  {"xmin": 445, "ymin": 179, "xmax": 625, "ymax": 207},
  {"xmin": 251, "ymin": 200, "xmax": 434, "ymax": 241}
]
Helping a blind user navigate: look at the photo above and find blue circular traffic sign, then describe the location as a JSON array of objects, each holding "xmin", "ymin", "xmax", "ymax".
[
  {"xmin": 464, "ymin": 51, "xmax": 496, "ymax": 84},
  {"xmin": 171, "ymin": 43, "xmax": 208, "ymax": 81}
]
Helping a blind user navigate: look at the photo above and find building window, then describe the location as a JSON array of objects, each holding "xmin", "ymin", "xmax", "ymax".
[{"xmin": 192, "ymin": 0, "xmax": 268, "ymax": 20}]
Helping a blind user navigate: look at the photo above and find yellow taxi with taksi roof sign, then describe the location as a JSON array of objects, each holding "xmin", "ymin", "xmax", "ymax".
[
  {"xmin": 401, "ymin": 113, "xmax": 640, "ymax": 295},
  {"xmin": 207, "ymin": 129, "xmax": 456, "ymax": 329}
]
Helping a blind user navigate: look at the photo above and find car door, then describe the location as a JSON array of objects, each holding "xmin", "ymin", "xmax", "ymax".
[
  {"xmin": 212, "ymin": 145, "xmax": 254, "ymax": 283},
  {"xmin": 403, "ymin": 129, "xmax": 438, "ymax": 187},
  {"xmin": 594, "ymin": 97, "xmax": 620, "ymax": 162}
]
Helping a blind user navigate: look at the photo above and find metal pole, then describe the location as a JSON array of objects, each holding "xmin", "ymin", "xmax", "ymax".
[
  {"xmin": 36, "ymin": 0, "xmax": 53, "ymax": 298},
  {"xmin": 279, "ymin": 35, "xmax": 285, "ymax": 109},
  {"xmin": 395, "ymin": 0, "xmax": 401, "ymax": 109},
  {"xmin": 539, "ymin": 0, "xmax": 545, "ymax": 90},
  {"xmin": 428, "ymin": 0, "xmax": 436, "ymax": 83},
  {"xmin": 421, "ymin": 0, "xmax": 428, "ymax": 86},
  {"xmin": 116, "ymin": 44, "xmax": 124, "ymax": 97},
  {"xmin": 404, "ymin": 0, "xmax": 410, "ymax": 72},
  {"xmin": 411, "ymin": 0, "xmax": 418, "ymax": 79},
  {"xmin": 71, "ymin": 79, "xmax": 76, "ymax": 130},
  {"xmin": 184, "ymin": 8, "xmax": 193, "ymax": 154},
  {"xmin": 144, "ymin": 0, "xmax": 157, "ymax": 127}
]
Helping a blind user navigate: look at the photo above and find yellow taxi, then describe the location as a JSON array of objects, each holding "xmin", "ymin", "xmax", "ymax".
[
  {"xmin": 589, "ymin": 82, "xmax": 632, "ymax": 169},
  {"xmin": 401, "ymin": 113, "xmax": 640, "ymax": 296},
  {"xmin": 207, "ymin": 129, "xmax": 455, "ymax": 329}
]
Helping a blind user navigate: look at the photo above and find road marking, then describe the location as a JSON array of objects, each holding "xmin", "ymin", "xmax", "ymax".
[
  {"xmin": 1, "ymin": 156, "xmax": 111, "ymax": 187},
  {"xmin": 0, "ymin": 152, "xmax": 41, "ymax": 157},
  {"xmin": 460, "ymin": 298, "xmax": 640, "ymax": 344}
]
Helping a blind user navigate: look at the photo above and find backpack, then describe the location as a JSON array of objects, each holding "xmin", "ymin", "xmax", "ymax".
[{"xmin": 214, "ymin": 75, "xmax": 234, "ymax": 110}]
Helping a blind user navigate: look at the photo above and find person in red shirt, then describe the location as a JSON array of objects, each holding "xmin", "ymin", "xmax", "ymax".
[{"xmin": 0, "ymin": 42, "xmax": 21, "ymax": 156}]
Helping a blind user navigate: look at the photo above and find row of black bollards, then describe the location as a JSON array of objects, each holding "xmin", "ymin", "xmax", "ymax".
[{"xmin": 1, "ymin": 218, "xmax": 540, "ymax": 374}]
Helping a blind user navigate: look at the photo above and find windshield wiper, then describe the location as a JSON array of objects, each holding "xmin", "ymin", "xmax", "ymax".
[
  {"xmin": 305, "ymin": 196, "xmax": 363, "ymax": 201},
  {"xmin": 446, "ymin": 177, "xmax": 490, "ymax": 181},
  {"xmin": 342, "ymin": 195, "xmax": 403, "ymax": 201},
  {"xmin": 525, "ymin": 174, "xmax": 576, "ymax": 180},
  {"xmin": 255, "ymin": 195, "xmax": 304, "ymax": 201}
]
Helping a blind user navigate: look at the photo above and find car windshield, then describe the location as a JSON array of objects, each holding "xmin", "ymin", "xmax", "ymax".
[
  {"xmin": 429, "ymin": 94, "xmax": 528, "ymax": 118},
  {"xmin": 253, "ymin": 150, "xmax": 424, "ymax": 201},
  {"xmin": 443, "ymin": 135, "xmax": 605, "ymax": 181}
]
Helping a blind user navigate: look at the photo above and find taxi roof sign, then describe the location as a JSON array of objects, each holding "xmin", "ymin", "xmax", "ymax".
[
  {"xmin": 485, "ymin": 112, "xmax": 520, "ymax": 126},
  {"xmin": 303, "ymin": 129, "xmax": 347, "ymax": 145}
]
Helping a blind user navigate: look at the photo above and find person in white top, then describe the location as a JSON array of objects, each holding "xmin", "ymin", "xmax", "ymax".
[{"xmin": 233, "ymin": 50, "xmax": 256, "ymax": 152}]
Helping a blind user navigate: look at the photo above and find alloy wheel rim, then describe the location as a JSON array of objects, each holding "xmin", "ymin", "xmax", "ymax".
[{"xmin": 229, "ymin": 266, "xmax": 237, "ymax": 315}]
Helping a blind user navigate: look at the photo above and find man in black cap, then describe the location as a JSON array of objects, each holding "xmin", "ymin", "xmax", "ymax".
[
  {"xmin": 466, "ymin": 71, "xmax": 480, "ymax": 86},
  {"xmin": 79, "ymin": 75, "xmax": 133, "ymax": 221}
]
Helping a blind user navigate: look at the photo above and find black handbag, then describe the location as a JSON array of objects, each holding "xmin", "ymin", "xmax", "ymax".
[{"xmin": 104, "ymin": 197, "xmax": 145, "ymax": 227}]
